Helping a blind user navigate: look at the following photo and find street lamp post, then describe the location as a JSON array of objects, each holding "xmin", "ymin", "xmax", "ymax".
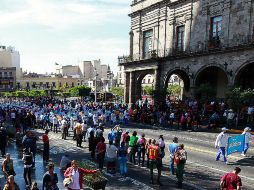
[{"xmin": 94, "ymin": 69, "xmax": 97, "ymax": 103}]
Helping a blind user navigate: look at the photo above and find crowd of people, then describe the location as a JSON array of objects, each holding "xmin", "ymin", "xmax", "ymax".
[{"xmin": 0, "ymin": 96, "xmax": 251, "ymax": 189}]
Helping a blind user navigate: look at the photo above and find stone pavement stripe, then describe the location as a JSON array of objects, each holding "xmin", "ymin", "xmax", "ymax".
[{"xmin": 188, "ymin": 161, "xmax": 254, "ymax": 182}]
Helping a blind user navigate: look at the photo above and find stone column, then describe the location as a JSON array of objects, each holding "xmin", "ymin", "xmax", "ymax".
[
  {"xmin": 124, "ymin": 72, "xmax": 130, "ymax": 104},
  {"xmin": 129, "ymin": 31, "xmax": 134, "ymax": 57},
  {"xmin": 129, "ymin": 71, "xmax": 136, "ymax": 105},
  {"xmin": 153, "ymin": 67, "xmax": 163, "ymax": 105}
]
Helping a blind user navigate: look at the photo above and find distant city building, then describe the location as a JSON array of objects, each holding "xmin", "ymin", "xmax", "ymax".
[
  {"xmin": 0, "ymin": 67, "xmax": 16, "ymax": 92},
  {"xmin": 0, "ymin": 46, "xmax": 21, "ymax": 79},
  {"xmin": 17, "ymin": 74, "xmax": 79, "ymax": 91}
]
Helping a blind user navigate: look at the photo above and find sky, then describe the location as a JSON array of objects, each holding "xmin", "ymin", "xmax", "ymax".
[{"xmin": 0, "ymin": 0, "xmax": 130, "ymax": 74}]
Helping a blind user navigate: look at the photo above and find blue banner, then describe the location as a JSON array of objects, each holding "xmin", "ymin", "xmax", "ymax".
[{"xmin": 227, "ymin": 135, "xmax": 245, "ymax": 155}]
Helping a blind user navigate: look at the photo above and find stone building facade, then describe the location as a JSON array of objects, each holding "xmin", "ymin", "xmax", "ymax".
[
  {"xmin": 0, "ymin": 67, "xmax": 16, "ymax": 92},
  {"xmin": 119, "ymin": 0, "xmax": 254, "ymax": 104}
]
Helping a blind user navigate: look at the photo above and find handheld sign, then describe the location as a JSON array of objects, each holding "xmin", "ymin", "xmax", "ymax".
[{"xmin": 227, "ymin": 135, "xmax": 245, "ymax": 155}]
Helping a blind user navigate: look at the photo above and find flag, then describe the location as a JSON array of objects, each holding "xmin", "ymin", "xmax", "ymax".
[
  {"xmin": 55, "ymin": 62, "xmax": 59, "ymax": 65},
  {"xmin": 227, "ymin": 135, "xmax": 245, "ymax": 155}
]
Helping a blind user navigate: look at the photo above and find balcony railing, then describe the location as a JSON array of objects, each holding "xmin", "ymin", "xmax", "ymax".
[
  {"xmin": 0, "ymin": 77, "xmax": 14, "ymax": 80},
  {"xmin": 118, "ymin": 35, "xmax": 254, "ymax": 64}
]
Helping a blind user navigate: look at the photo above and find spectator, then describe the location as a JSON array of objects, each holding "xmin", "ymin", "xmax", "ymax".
[
  {"xmin": 22, "ymin": 148, "xmax": 33, "ymax": 188},
  {"xmin": 0, "ymin": 127, "xmax": 7, "ymax": 157},
  {"xmin": 2, "ymin": 153, "xmax": 15, "ymax": 178},
  {"xmin": 3, "ymin": 175, "xmax": 20, "ymax": 190},
  {"xmin": 220, "ymin": 167, "xmax": 242, "ymax": 190},
  {"xmin": 64, "ymin": 160, "xmax": 97, "ymax": 190},
  {"xmin": 42, "ymin": 163, "xmax": 58, "ymax": 190}
]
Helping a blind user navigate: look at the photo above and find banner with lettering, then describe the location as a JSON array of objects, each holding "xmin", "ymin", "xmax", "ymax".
[{"xmin": 227, "ymin": 135, "xmax": 245, "ymax": 155}]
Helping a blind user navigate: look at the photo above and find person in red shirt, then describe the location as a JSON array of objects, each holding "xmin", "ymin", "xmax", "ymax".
[
  {"xmin": 42, "ymin": 130, "xmax": 49, "ymax": 162},
  {"xmin": 220, "ymin": 167, "xmax": 242, "ymax": 190},
  {"xmin": 96, "ymin": 138, "xmax": 106, "ymax": 171},
  {"xmin": 121, "ymin": 130, "xmax": 130, "ymax": 148},
  {"xmin": 64, "ymin": 160, "xmax": 97, "ymax": 190}
]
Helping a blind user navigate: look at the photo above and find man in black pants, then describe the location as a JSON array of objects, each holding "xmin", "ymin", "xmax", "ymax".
[{"xmin": 0, "ymin": 127, "xmax": 7, "ymax": 157}]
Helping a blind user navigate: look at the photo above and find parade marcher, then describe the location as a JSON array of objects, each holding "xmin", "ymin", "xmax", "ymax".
[
  {"xmin": 148, "ymin": 139, "xmax": 163, "ymax": 186},
  {"xmin": 220, "ymin": 167, "xmax": 242, "ymax": 190},
  {"xmin": 0, "ymin": 127, "xmax": 7, "ymax": 157},
  {"xmin": 3, "ymin": 175, "xmax": 20, "ymax": 190},
  {"xmin": 64, "ymin": 160, "xmax": 97, "ymax": 190},
  {"xmin": 118, "ymin": 142, "xmax": 128, "ymax": 177},
  {"xmin": 215, "ymin": 127, "xmax": 228, "ymax": 164},
  {"xmin": 137, "ymin": 133, "xmax": 146, "ymax": 167},
  {"xmin": 241, "ymin": 127, "xmax": 253, "ymax": 156},
  {"xmin": 129, "ymin": 131, "xmax": 138, "ymax": 165},
  {"xmin": 22, "ymin": 148, "xmax": 33, "ymax": 188},
  {"xmin": 2, "ymin": 153, "xmax": 15, "ymax": 178},
  {"xmin": 42, "ymin": 163, "xmax": 59, "ymax": 190},
  {"xmin": 42, "ymin": 130, "xmax": 50, "ymax": 162},
  {"xmin": 174, "ymin": 144, "xmax": 187, "ymax": 188},
  {"xmin": 96, "ymin": 137, "xmax": 106, "ymax": 171},
  {"xmin": 106, "ymin": 141, "xmax": 118, "ymax": 174},
  {"xmin": 168, "ymin": 137, "xmax": 179, "ymax": 175}
]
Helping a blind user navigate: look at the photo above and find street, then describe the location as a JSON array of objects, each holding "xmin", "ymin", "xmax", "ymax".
[{"xmin": 1, "ymin": 123, "xmax": 253, "ymax": 190}]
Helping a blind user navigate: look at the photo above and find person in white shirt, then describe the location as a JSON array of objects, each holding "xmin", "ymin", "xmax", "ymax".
[
  {"xmin": 106, "ymin": 141, "xmax": 118, "ymax": 174},
  {"xmin": 215, "ymin": 127, "xmax": 228, "ymax": 164},
  {"xmin": 241, "ymin": 127, "xmax": 253, "ymax": 156}
]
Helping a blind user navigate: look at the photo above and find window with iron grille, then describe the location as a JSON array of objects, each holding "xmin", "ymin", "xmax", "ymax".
[
  {"xmin": 176, "ymin": 26, "xmax": 185, "ymax": 51},
  {"xmin": 211, "ymin": 16, "xmax": 222, "ymax": 40},
  {"xmin": 143, "ymin": 30, "xmax": 153, "ymax": 58}
]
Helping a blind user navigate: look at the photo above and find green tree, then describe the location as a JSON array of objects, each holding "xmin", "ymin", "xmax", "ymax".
[
  {"xmin": 167, "ymin": 84, "xmax": 181, "ymax": 96},
  {"xmin": 143, "ymin": 85, "xmax": 154, "ymax": 95},
  {"xmin": 15, "ymin": 91, "xmax": 28, "ymax": 97},
  {"xmin": 110, "ymin": 87, "xmax": 124, "ymax": 97},
  {"xmin": 196, "ymin": 84, "xmax": 216, "ymax": 102},
  {"xmin": 68, "ymin": 85, "xmax": 91, "ymax": 97}
]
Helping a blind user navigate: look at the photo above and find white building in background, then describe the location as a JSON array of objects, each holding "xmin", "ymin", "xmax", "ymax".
[
  {"xmin": 0, "ymin": 46, "xmax": 21, "ymax": 79},
  {"xmin": 79, "ymin": 61, "xmax": 93, "ymax": 80},
  {"xmin": 61, "ymin": 65, "xmax": 81, "ymax": 78}
]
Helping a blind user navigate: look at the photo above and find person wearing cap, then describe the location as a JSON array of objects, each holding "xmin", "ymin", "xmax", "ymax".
[
  {"xmin": 241, "ymin": 127, "xmax": 253, "ymax": 156},
  {"xmin": 220, "ymin": 167, "xmax": 242, "ymax": 190},
  {"xmin": 215, "ymin": 127, "xmax": 228, "ymax": 164},
  {"xmin": 168, "ymin": 137, "xmax": 179, "ymax": 175}
]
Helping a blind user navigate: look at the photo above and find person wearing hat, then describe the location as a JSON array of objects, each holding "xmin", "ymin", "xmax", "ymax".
[
  {"xmin": 241, "ymin": 127, "xmax": 253, "ymax": 156},
  {"xmin": 215, "ymin": 127, "xmax": 229, "ymax": 164}
]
